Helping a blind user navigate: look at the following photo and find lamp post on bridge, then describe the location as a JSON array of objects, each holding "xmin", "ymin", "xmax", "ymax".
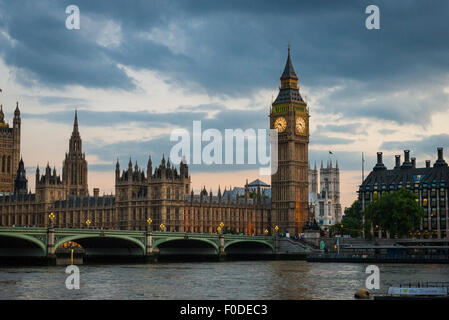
[
  {"xmin": 274, "ymin": 225, "xmax": 280, "ymax": 254},
  {"xmin": 86, "ymin": 219, "xmax": 91, "ymax": 229},
  {"xmin": 218, "ymin": 222, "xmax": 226, "ymax": 262},
  {"xmin": 48, "ymin": 212, "xmax": 55, "ymax": 229},
  {"xmin": 47, "ymin": 212, "xmax": 56, "ymax": 264},
  {"xmin": 217, "ymin": 222, "xmax": 224, "ymax": 234},
  {"xmin": 145, "ymin": 217, "xmax": 155, "ymax": 262}
]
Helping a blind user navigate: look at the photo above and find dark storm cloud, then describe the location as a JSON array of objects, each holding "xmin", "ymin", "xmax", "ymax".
[
  {"xmin": 0, "ymin": 1, "xmax": 135, "ymax": 89},
  {"xmin": 2, "ymin": 0, "xmax": 449, "ymax": 172},
  {"xmin": 1, "ymin": 1, "xmax": 449, "ymax": 108}
]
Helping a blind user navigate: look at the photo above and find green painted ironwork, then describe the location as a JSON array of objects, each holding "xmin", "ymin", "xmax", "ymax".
[{"xmin": 0, "ymin": 227, "xmax": 275, "ymax": 257}]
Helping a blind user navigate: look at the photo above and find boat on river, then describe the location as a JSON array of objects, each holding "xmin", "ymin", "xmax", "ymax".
[{"xmin": 374, "ymin": 282, "xmax": 449, "ymax": 300}]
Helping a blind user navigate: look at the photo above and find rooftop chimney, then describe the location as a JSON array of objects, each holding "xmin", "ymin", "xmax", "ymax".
[
  {"xmin": 404, "ymin": 150, "xmax": 410, "ymax": 163},
  {"xmin": 426, "ymin": 160, "xmax": 431, "ymax": 168},
  {"xmin": 401, "ymin": 150, "xmax": 413, "ymax": 169},
  {"xmin": 373, "ymin": 152, "xmax": 387, "ymax": 171},
  {"xmin": 411, "ymin": 157, "xmax": 416, "ymax": 168},
  {"xmin": 94, "ymin": 188, "xmax": 99, "ymax": 197},
  {"xmin": 395, "ymin": 155, "xmax": 401, "ymax": 169},
  {"xmin": 434, "ymin": 147, "xmax": 448, "ymax": 167}
]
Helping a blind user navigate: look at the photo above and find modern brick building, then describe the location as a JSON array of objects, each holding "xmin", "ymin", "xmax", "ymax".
[{"xmin": 359, "ymin": 149, "xmax": 449, "ymax": 239}]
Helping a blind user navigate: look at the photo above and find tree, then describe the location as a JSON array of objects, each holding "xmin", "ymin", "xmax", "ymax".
[
  {"xmin": 328, "ymin": 201, "xmax": 362, "ymax": 237},
  {"xmin": 341, "ymin": 200, "xmax": 363, "ymax": 237},
  {"xmin": 364, "ymin": 188, "xmax": 425, "ymax": 238}
]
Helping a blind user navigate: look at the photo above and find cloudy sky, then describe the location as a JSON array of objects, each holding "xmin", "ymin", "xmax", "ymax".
[{"xmin": 1, "ymin": 0, "xmax": 449, "ymax": 209}]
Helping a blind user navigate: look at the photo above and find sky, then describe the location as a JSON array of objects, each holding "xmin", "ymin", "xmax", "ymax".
[{"xmin": 1, "ymin": 1, "xmax": 449, "ymax": 209}]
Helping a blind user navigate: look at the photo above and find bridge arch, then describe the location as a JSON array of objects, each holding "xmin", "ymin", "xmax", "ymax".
[
  {"xmin": 55, "ymin": 234, "xmax": 146, "ymax": 255},
  {"xmin": 224, "ymin": 239, "xmax": 275, "ymax": 253},
  {"xmin": 0, "ymin": 233, "xmax": 47, "ymax": 254},
  {"xmin": 153, "ymin": 237, "xmax": 219, "ymax": 254}
]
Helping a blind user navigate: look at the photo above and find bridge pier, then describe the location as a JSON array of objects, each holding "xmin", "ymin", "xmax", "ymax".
[
  {"xmin": 145, "ymin": 231, "xmax": 158, "ymax": 263},
  {"xmin": 274, "ymin": 236, "xmax": 279, "ymax": 254},
  {"xmin": 218, "ymin": 233, "xmax": 226, "ymax": 261},
  {"xmin": 46, "ymin": 226, "xmax": 56, "ymax": 265}
]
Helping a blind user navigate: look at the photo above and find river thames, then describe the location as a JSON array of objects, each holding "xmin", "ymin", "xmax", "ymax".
[{"xmin": 1, "ymin": 261, "xmax": 448, "ymax": 300}]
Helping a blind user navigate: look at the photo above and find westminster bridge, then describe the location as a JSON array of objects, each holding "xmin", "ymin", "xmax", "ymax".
[{"xmin": 0, "ymin": 227, "xmax": 297, "ymax": 264}]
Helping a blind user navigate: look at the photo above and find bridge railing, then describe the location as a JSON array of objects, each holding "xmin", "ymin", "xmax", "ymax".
[
  {"xmin": 0, "ymin": 226, "xmax": 48, "ymax": 232},
  {"xmin": 0, "ymin": 227, "xmax": 275, "ymax": 242}
]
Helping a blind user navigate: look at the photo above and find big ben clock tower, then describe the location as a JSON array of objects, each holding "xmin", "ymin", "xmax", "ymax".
[{"xmin": 270, "ymin": 45, "xmax": 309, "ymax": 235}]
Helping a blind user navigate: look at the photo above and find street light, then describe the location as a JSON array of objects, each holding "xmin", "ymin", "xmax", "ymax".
[
  {"xmin": 264, "ymin": 229, "xmax": 269, "ymax": 235},
  {"xmin": 160, "ymin": 223, "xmax": 165, "ymax": 231},
  {"xmin": 48, "ymin": 212, "xmax": 55, "ymax": 228},
  {"xmin": 86, "ymin": 219, "xmax": 91, "ymax": 229},
  {"xmin": 218, "ymin": 222, "xmax": 224, "ymax": 234},
  {"xmin": 147, "ymin": 217, "xmax": 152, "ymax": 231}
]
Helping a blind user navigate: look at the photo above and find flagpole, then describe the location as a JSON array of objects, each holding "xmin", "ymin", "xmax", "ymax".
[{"xmin": 362, "ymin": 152, "xmax": 365, "ymax": 183}]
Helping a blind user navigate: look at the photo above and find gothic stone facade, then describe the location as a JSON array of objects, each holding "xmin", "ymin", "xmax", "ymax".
[
  {"xmin": 270, "ymin": 46, "xmax": 310, "ymax": 235},
  {"xmin": 308, "ymin": 160, "xmax": 342, "ymax": 229},
  {"xmin": 0, "ymin": 103, "xmax": 21, "ymax": 193},
  {"xmin": 0, "ymin": 49, "xmax": 309, "ymax": 235}
]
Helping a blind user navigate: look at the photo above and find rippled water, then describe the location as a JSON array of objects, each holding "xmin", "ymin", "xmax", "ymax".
[{"xmin": 0, "ymin": 261, "xmax": 448, "ymax": 299}]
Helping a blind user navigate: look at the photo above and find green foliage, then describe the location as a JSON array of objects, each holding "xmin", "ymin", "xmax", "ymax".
[
  {"xmin": 328, "ymin": 200, "xmax": 362, "ymax": 237},
  {"xmin": 364, "ymin": 188, "xmax": 425, "ymax": 238},
  {"xmin": 341, "ymin": 200, "xmax": 362, "ymax": 237}
]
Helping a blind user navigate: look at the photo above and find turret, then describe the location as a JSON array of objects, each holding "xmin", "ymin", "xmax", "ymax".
[
  {"xmin": 14, "ymin": 157, "xmax": 28, "ymax": 195},
  {"xmin": 45, "ymin": 162, "xmax": 51, "ymax": 177},
  {"xmin": 147, "ymin": 154, "xmax": 152, "ymax": 179},
  {"xmin": 115, "ymin": 158, "xmax": 120, "ymax": 179},
  {"xmin": 36, "ymin": 165, "xmax": 40, "ymax": 181},
  {"xmin": 218, "ymin": 186, "xmax": 222, "ymax": 202},
  {"xmin": 63, "ymin": 110, "xmax": 88, "ymax": 196}
]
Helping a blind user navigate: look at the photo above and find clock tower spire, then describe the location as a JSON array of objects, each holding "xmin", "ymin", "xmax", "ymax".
[{"xmin": 270, "ymin": 45, "xmax": 309, "ymax": 235}]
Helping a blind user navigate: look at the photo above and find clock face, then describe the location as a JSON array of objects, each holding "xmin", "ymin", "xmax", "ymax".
[
  {"xmin": 295, "ymin": 116, "xmax": 306, "ymax": 134},
  {"xmin": 274, "ymin": 117, "xmax": 287, "ymax": 132}
]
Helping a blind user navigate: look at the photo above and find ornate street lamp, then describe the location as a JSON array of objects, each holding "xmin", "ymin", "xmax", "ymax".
[
  {"xmin": 264, "ymin": 229, "xmax": 269, "ymax": 235},
  {"xmin": 86, "ymin": 219, "xmax": 91, "ymax": 229},
  {"xmin": 218, "ymin": 222, "xmax": 224, "ymax": 234},
  {"xmin": 160, "ymin": 223, "xmax": 165, "ymax": 231},
  {"xmin": 147, "ymin": 217, "xmax": 152, "ymax": 231},
  {"xmin": 48, "ymin": 212, "xmax": 55, "ymax": 228},
  {"xmin": 274, "ymin": 225, "xmax": 279, "ymax": 237}
]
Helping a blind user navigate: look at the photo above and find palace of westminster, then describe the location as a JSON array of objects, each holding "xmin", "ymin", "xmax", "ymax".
[{"xmin": 0, "ymin": 49, "xmax": 351, "ymax": 236}]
